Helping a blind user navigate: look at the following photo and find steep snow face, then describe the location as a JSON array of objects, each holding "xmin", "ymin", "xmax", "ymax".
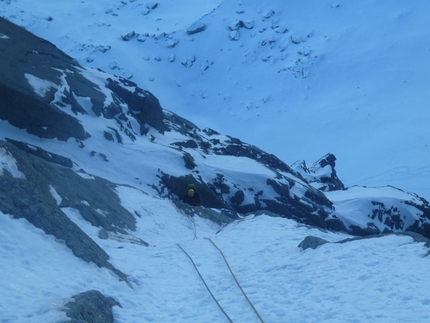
[
  {"xmin": 1, "ymin": 209, "xmax": 430, "ymax": 323},
  {"xmin": 1, "ymin": 0, "xmax": 429, "ymax": 200}
]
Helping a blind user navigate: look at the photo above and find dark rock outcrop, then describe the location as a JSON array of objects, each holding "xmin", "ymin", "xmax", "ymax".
[
  {"xmin": 292, "ymin": 153, "xmax": 345, "ymax": 192},
  {"xmin": 298, "ymin": 236, "xmax": 330, "ymax": 250},
  {"xmin": 0, "ymin": 140, "xmax": 132, "ymax": 280},
  {"xmin": 106, "ymin": 77, "xmax": 165, "ymax": 135},
  {"xmin": 0, "ymin": 17, "xmax": 87, "ymax": 140},
  {"xmin": 0, "ymin": 17, "xmax": 164, "ymax": 142},
  {"xmin": 6, "ymin": 138, "xmax": 73, "ymax": 168},
  {"xmin": 157, "ymin": 115, "xmax": 347, "ymax": 231},
  {"xmin": 64, "ymin": 290, "xmax": 121, "ymax": 323}
]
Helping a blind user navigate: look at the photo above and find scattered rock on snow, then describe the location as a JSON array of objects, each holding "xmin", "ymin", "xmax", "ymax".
[
  {"xmin": 298, "ymin": 236, "xmax": 330, "ymax": 250},
  {"xmin": 181, "ymin": 55, "xmax": 196, "ymax": 67},
  {"xmin": 243, "ymin": 20, "xmax": 256, "ymax": 29},
  {"xmin": 146, "ymin": 2, "xmax": 158, "ymax": 10},
  {"xmin": 290, "ymin": 34, "xmax": 304, "ymax": 44},
  {"xmin": 229, "ymin": 30, "xmax": 240, "ymax": 41},
  {"xmin": 200, "ymin": 59, "xmax": 214, "ymax": 71},
  {"xmin": 187, "ymin": 20, "xmax": 206, "ymax": 35},
  {"xmin": 263, "ymin": 10, "xmax": 276, "ymax": 20},
  {"xmin": 228, "ymin": 19, "xmax": 256, "ymax": 31},
  {"xmin": 275, "ymin": 26, "xmax": 289, "ymax": 33},
  {"xmin": 121, "ymin": 31, "xmax": 137, "ymax": 41}
]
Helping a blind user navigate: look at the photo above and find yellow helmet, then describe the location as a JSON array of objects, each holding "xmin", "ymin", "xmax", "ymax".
[{"xmin": 187, "ymin": 189, "xmax": 195, "ymax": 197}]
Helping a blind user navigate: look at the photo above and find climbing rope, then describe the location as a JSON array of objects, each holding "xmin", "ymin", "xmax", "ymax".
[
  {"xmin": 177, "ymin": 244, "xmax": 234, "ymax": 323},
  {"xmin": 204, "ymin": 238, "xmax": 266, "ymax": 323},
  {"xmin": 188, "ymin": 215, "xmax": 198, "ymax": 240}
]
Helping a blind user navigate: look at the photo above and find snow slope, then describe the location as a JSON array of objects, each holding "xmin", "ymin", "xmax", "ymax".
[
  {"xmin": 1, "ymin": 0, "xmax": 429, "ymax": 200},
  {"xmin": 1, "ymin": 206, "xmax": 430, "ymax": 323},
  {"xmin": 1, "ymin": 1, "xmax": 430, "ymax": 322}
]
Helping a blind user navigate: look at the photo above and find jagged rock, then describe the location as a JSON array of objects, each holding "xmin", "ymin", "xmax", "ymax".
[
  {"xmin": 121, "ymin": 30, "xmax": 137, "ymax": 41},
  {"xmin": 64, "ymin": 290, "xmax": 121, "ymax": 323},
  {"xmin": 292, "ymin": 153, "xmax": 345, "ymax": 191},
  {"xmin": 311, "ymin": 153, "xmax": 345, "ymax": 191}
]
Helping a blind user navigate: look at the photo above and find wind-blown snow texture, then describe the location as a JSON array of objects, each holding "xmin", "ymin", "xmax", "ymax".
[
  {"xmin": 1, "ymin": 0, "xmax": 429, "ymax": 200},
  {"xmin": 1, "ymin": 1, "xmax": 430, "ymax": 322}
]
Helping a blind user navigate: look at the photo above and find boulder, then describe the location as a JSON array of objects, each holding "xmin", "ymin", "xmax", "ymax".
[
  {"xmin": 64, "ymin": 290, "xmax": 121, "ymax": 323},
  {"xmin": 187, "ymin": 21, "xmax": 206, "ymax": 35},
  {"xmin": 298, "ymin": 236, "xmax": 330, "ymax": 250}
]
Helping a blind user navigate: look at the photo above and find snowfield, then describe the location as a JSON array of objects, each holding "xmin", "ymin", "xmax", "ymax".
[{"xmin": 2, "ymin": 208, "xmax": 430, "ymax": 323}]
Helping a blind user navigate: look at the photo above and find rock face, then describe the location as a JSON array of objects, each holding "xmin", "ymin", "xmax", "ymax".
[
  {"xmin": 159, "ymin": 112, "xmax": 347, "ymax": 232},
  {"xmin": 0, "ymin": 140, "xmax": 133, "ymax": 281},
  {"xmin": 159, "ymin": 112, "xmax": 430, "ymax": 238},
  {"xmin": 0, "ymin": 17, "xmax": 164, "ymax": 142},
  {"xmin": 106, "ymin": 77, "xmax": 165, "ymax": 135}
]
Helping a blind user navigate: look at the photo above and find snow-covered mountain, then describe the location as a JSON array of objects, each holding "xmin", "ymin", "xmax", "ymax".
[
  {"xmin": 1, "ymin": 0, "xmax": 429, "ymax": 200},
  {"xmin": 1, "ymin": 1, "xmax": 430, "ymax": 322}
]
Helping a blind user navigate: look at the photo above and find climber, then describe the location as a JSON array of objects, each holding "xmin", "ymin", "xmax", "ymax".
[{"xmin": 182, "ymin": 183, "xmax": 201, "ymax": 206}]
